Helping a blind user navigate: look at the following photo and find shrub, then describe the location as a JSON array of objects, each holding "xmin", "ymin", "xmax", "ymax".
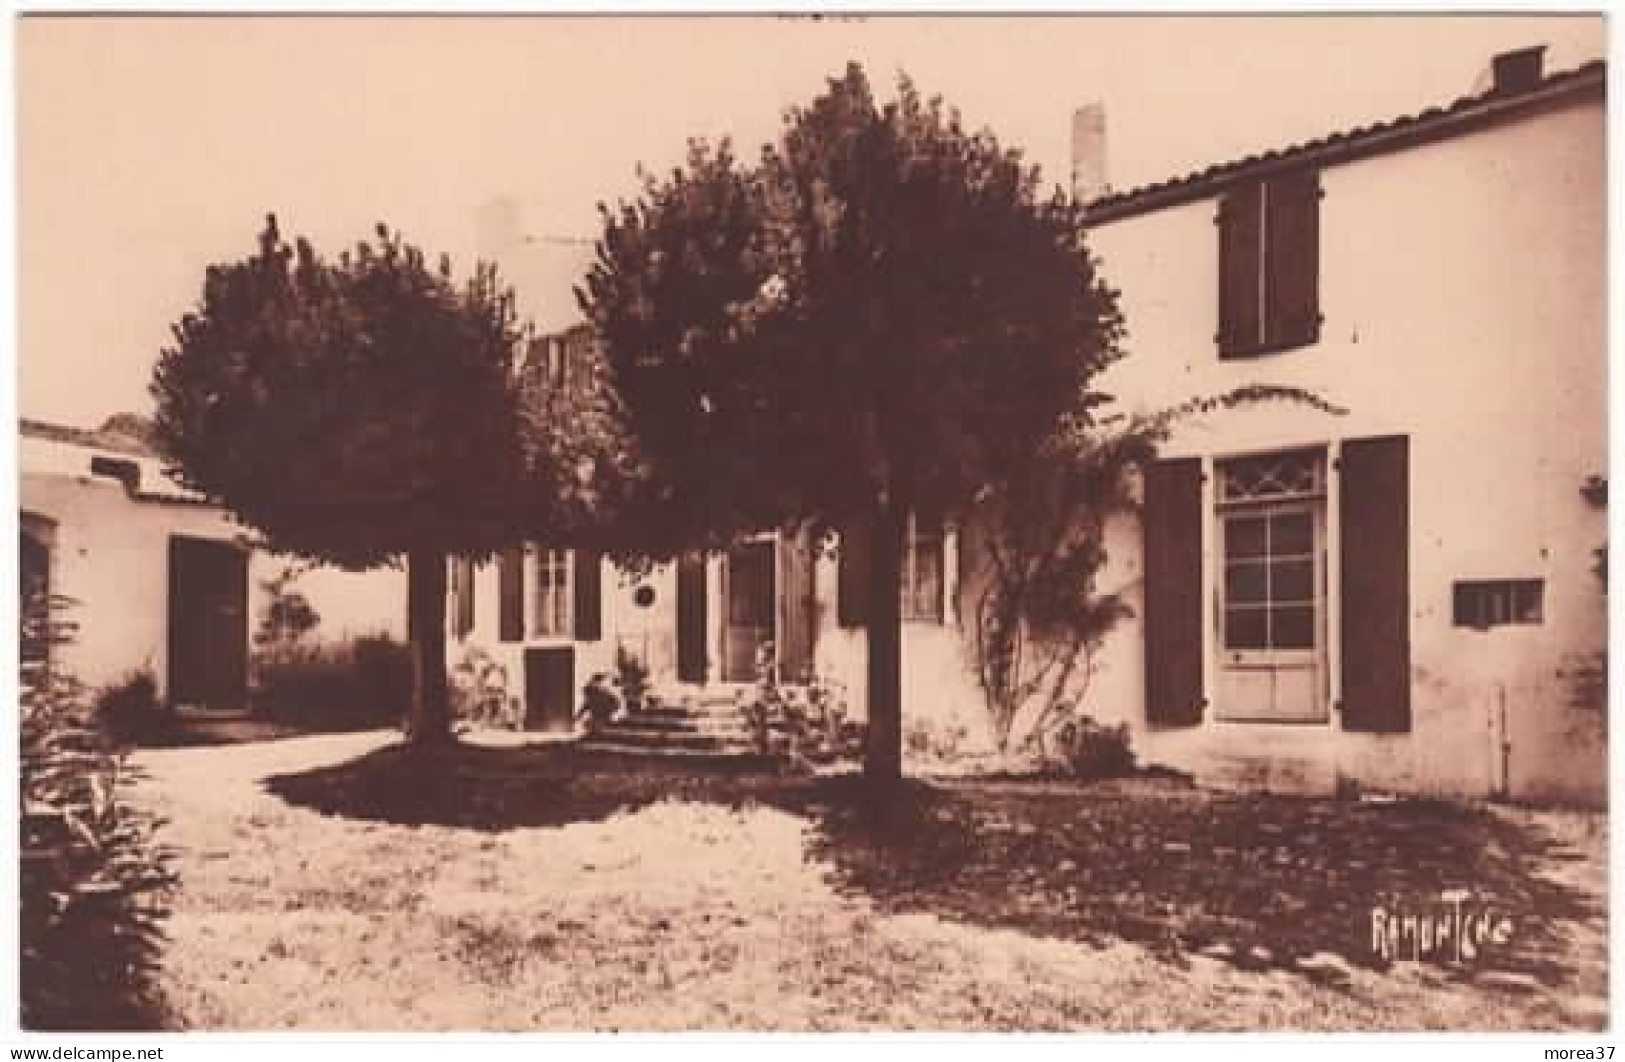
[
  {"xmin": 1049, "ymin": 713, "xmax": 1136, "ymax": 779},
  {"xmin": 450, "ymin": 646, "xmax": 520, "ymax": 730},
  {"xmin": 578, "ymin": 673, "xmax": 622, "ymax": 732},
  {"xmin": 613, "ymin": 643, "xmax": 652, "ymax": 712},
  {"xmin": 251, "ymin": 634, "xmax": 412, "ymax": 732},
  {"xmin": 737, "ymin": 643, "xmax": 863, "ymax": 772},
  {"xmin": 20, "ymin": 593, "xmax": 176, "ymax": 1030},
  {"xmin": 94, "ymin": 669, "xmax": 173, "ymax": 748},
  {"xmin": 904, "ymin": 714, "xmax": 974, "ymax": 767},
  {"xmin": 252, "ymin": 564, "xmax": 321, "ymax": 652},
  {"xmin": 353, "ymin": 634, "xmax": 414, "ymax": 723}
]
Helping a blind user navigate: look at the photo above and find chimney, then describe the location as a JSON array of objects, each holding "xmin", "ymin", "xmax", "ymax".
[
  {"xmin": 1489, "ymin": 45, "xmax": 1547, "ymax": 95},
  {"xmin": 1071, "ymin": 102, "xmax": 1109, "ymax": 205}
]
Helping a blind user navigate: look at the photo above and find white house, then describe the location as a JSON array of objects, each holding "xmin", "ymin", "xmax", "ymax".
[
  {"xmin": 1070, "ymin": 46, "xmax": 1607, "ymax": 804},
  {"xmin": 20, "ymin": 417, "xmax": 407, "ymax": 707},
  {"xmin": 453, "ymin": 48, "xmax": 1606, "ymax": 803}
]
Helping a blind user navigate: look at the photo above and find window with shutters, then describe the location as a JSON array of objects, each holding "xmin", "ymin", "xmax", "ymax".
[
  {"xmin": 902, "ymin": 515, "xmax": 946, "ymax": 623},
  {"xmin": 530, "ymin": 548, "xmax": 572, "ymax": 638},
  {"xmin": 1217, "ymin": 169, "xmax": 1322, "ymax": 358}
]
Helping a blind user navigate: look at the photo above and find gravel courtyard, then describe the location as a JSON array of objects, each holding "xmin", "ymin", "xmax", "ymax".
[{"xmin": 129, "ymin": 731, "xmax": 1607, "ymax": 1032}]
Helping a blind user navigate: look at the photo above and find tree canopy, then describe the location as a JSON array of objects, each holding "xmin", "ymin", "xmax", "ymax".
[
  {"xmin": 582, "ymin": 66, "xmax": 1125, "ymax": 551},
  {"xmin": 152, "ymin": 218, "xmax": 531, "ymax": 570},
  {"xmin": 579, "ymin": 65, "xmax": 1127, "ymax": 779},
  {"xmin": 151, "ymin": 217, "xmax": 535, "ymax": 743}
]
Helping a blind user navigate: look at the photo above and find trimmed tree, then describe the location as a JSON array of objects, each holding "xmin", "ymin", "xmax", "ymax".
[
  {"xmin": 151, "ymin": 217, "xmax": 530, "ymax": 745},
  {"xmin": 580, "ymin": 65, "xmax": 1125, "ymax": 781}
]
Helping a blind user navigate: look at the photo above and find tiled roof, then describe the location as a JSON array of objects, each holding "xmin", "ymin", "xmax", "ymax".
[
  {"xmin": 1084, "ymin": 59, "xmax": 1606, "ymax": 225},
  {"xmin": 20, "ymin": 416, "xmax": 155, "ymax": 457}
]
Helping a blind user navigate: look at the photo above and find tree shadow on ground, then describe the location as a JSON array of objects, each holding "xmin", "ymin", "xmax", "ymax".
[
  {"xmin": 264, "ymin": 739, "xmax": 785, "ymax": 831},
  {"xmin": 262, "ymin": 740, "xmax": 1599, "ymax": 987},
  {"xmin": 779, "ymin": 775, "xmax": 1600, "ymax": 989}
]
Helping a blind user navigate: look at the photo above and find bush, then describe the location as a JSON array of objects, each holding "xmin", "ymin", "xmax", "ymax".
[
  {"xmin": 578, "ymin": 673, "xmax": 622, "ymax": 732},
  {"xmin": 613, "ymin": 644, "xmax": 651, "ymax": 712},
  {"xmin": 353, "ymin": 634, "xmax": 414, "ymax": 723},
  {"xmin": 737, "ymin": 644, "xmax": 864, "ymax": 772},
  {"xmin": 450, "ymin": 646, "xmax": 520, "ymax": 730},
  {"xmin": 21, "ymin": 594, "xmax": 175, "ymax": 1029},
  {"xmin": 1049, "ymin": 714, "xmax": 1135, "ymax": 779},
  {"xmin": 904, "ymin": 714, "xmax": 974, "ymax": 767},
  {"xmin": 95, "ymin": 669, "xmax": 173, "ymax": 747},
  {"xmin": 251, "ymin": 634, "xmax": 412, "ymax": 732}
]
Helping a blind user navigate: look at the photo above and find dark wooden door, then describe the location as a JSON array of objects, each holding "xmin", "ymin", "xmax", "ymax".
[
  {"xmin": 723, "ymin": 540, "xmax": 775, "ymax": 682},
  {"xmin": 524, "ymin": 646, "xmax": 575, "ymax": 732},
  {"xmin": 676, "ymin": 554, "xmax": 708, "ymax": 684},
  {"xmin": 168, "ymin": 536, "xmax": 248, "ymax": 710}
]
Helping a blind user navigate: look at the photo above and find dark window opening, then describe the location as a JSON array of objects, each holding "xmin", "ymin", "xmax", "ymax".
[{"xmin": 1453, "ymin": 579, "xmax": 1543, "ymax": 629}]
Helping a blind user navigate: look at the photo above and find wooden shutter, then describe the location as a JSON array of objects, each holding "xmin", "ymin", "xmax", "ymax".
[
  {"xmin": 837, "ymin": 520, "xmax": 870, "ymax": 628},
  {"xmin": 572, "ymin": 549, "xmax": 602, "ymax": 641},
  {"xmin": 1217, "ymin": 184, "xmax": 1262, "ymax": 358},
  {"xmin": 1339, "ymin": 436, "xmax": 1411, "ymax": 733},
  {"xmin": 1143, "ymin": 457, "xmax": 1205, "ymax": 727},
  {"xmin": 498, "ymin": 546, "xmax": 524, "ymax": 642},
  {"xmin": 778, "ymin": 530, "xmax": 816, "ymax": 683},
  {"xmin": 1265, "ymin": 169, "xmax": 1321, "ymax": 349},
  {"xmin": 452, "ymin": 557, "xmax": 476, "ymax": 638},
  {"xmin": 676, "ymin": 554, "xmax": 708, "ymax": 683}
]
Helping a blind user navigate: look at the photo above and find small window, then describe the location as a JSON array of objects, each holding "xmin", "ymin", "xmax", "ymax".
[
  {"xmin": 530, "ymin": 548, "xmax": 572, "ymax": 637},
  {"xmin": 1217, "ymin": 169, "xmax": 1321, "ymax": 358},
  {"xmin": 902, "ymin": 515, "xmax": 945, "ymax": 623},
  {"xmin": 1453, "ymin": 580, "xmax": 1543, "ymax": 629}
]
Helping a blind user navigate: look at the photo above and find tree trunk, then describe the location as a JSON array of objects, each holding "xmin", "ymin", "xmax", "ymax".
[
  {"xmin": 405, "ymin": 547, "xmax": 453, "ymax": 746},
  {"xmin": 864, "ymin": 504, "xmax": 906, "ymax": 783}
]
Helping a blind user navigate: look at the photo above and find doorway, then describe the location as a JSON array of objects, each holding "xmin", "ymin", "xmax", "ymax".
[
  {"xmin": 722, "ymin": 539, "xmax": 775, "ymax": 682},
  {"xmin": 167, "ymin": 536, "xmax": 248, "ymax": 711}
]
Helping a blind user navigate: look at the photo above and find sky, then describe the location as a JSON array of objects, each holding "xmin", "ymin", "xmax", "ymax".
[{"xmin": 15, "ymin": 13, "xmax": 1607, "ymax": 427}]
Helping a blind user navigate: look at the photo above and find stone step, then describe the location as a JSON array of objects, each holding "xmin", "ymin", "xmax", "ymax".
[
  {"xmin": 574, "ymin": 737, "xmax": 769, "ymax": 763},
  {"xmin": 608, "ymin": 715, "xmax": 751, "ymax": 739},
  {"xmin": 637, "ymin": 701, "xmax": 743, "ymax": 723},
  {"xmin": 582, "ymin": 725, "xmax": 746, "ymax": 753}
]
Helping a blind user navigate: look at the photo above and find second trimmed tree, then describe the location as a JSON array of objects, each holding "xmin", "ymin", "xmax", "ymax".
[{"xmin": 581, "ymin": 65, "xmax": 1125, "ymax": 782}]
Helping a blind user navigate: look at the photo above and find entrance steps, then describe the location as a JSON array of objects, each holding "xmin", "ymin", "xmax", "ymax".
[{"xmin": 577, "ymin": 685, "xmax": 756, "ymax": 756}]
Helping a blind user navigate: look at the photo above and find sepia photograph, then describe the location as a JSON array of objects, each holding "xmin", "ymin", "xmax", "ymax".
[{"xmin": 10, "ymin": 10, "xmax": 1610, "ymax": 1043}]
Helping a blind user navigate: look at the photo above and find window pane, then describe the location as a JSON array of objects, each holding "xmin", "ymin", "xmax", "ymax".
[
  {"xmin": 1272, "ymin": 559, "xmax": 1315, "ymax": 602},
  {"xmin": 1272, "ymin": 605, "xmax": 1315, "ymax": 649},
  {"xmin": 1224, "ymin": 517, "xmax": 1267, "ymax": 560},
  {"xmin": 1225, "ymin": 607, "xmax": 1269, "ymax": 650},
  {"xmin": 1270, "ymin": 512, "xmax": 1314, "ymax": 556},
  {"xmin": 1225, "ymin": 561, "xmax": 1268, "ymax": 603}
]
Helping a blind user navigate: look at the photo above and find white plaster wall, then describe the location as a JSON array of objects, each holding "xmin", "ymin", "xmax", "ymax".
[
  {"xmin": 811, "ymin": 532, "xmax": 998, "ymax": 755},
  {"xmin": 1082, "ymin": 93, "xmax": 1606, "ymax": 802}
]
